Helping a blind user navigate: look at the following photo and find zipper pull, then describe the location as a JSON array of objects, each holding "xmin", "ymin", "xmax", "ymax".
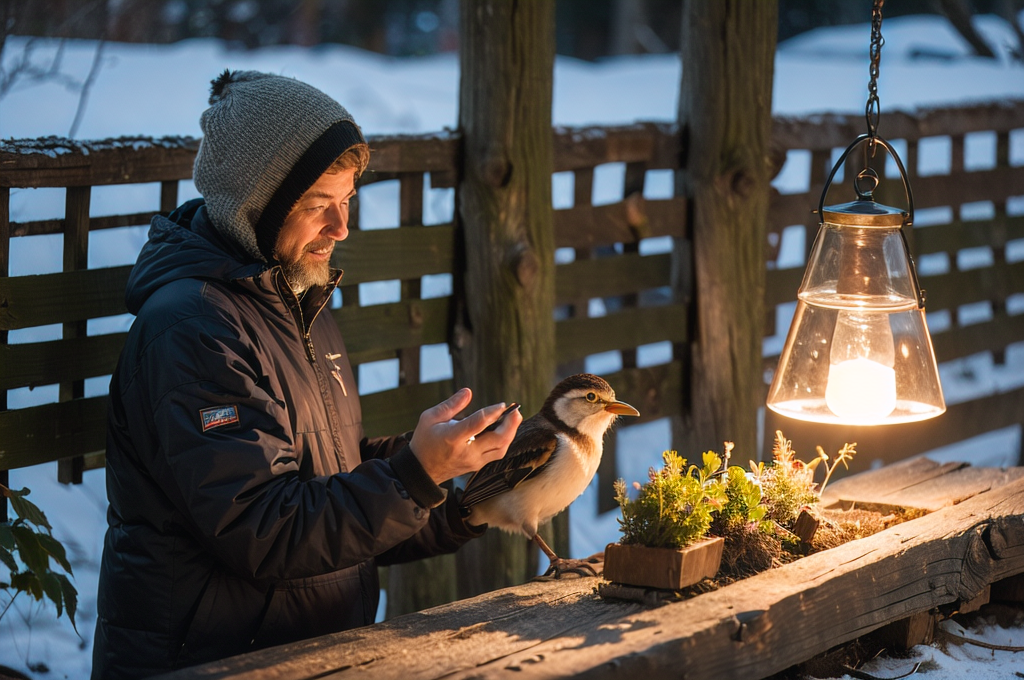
[{"xmin": 325, "ymin": 352, "xmax": 348, "ymax": 396}]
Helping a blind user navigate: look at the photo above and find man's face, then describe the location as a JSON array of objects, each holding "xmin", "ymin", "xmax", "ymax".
[{"xmin": 274, "ymin": 167, "xmax": 357, "ymax": 292}]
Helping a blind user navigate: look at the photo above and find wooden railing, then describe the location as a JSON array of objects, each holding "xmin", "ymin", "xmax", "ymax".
[{"xmin": 1, "ymin": 101, "xmax": 1022, "ymax": 512}]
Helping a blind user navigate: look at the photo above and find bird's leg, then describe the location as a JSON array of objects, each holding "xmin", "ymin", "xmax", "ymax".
[{"xmin": 531, "ymin": 534, "xmax": 601, "ymax": 579}]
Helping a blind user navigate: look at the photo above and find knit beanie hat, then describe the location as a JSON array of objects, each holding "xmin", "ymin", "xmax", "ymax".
[{"xmin": 193, "ymin": 70, "xmax": 365, "ymax": 263}]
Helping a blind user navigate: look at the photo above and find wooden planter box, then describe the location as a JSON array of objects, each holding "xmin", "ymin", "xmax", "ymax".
[{"xmin": 604, "ymin": 536, "xmax": 725, "ymax": 590}]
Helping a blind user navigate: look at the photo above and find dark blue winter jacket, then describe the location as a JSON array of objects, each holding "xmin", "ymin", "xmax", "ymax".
[{"xmin": 92, "ymin": 200, "xmax": 480, "ymax": 679}]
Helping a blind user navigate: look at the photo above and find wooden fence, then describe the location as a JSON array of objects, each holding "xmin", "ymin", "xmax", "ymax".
[{"xmin": 1, "ymin": 100, "xmax": 1022, "ymax": 517}]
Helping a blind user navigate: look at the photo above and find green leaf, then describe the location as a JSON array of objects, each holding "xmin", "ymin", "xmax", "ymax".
[
  {"xmin": 0, "ymin": 545, "xmax": 18, "ymax": 573},
  {"xmin": 9, "ymin": 494, "xmax": 51, "ymax": 531},
  {"xmin": 702, "ymin": 451, "xmax": 722, "ymax": 477},
  {"xmin": 10, "ymin": 526, "xmax": 49, "ymax": 574},
  {"xmin": 36, "ymin": 534, "xmax": 73, "ymax": 576},
  {"xmin": 57, "ymin": 574, "xmax": 78, "ymax": 633},
  {"xmin": 0, "ymin": 523, "xmax": 14, "ymax": 551},
  {"xmin": 10, "ymin": 571, "xmax": 43, "ymax": 600},
  {"xmin": 40, "ymin": 572, "xmax": 64, "ymax": 619}
]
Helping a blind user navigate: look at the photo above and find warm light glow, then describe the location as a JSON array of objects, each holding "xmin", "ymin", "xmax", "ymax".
[
  {"xmin": 824, "ymin": 310, "xmax": 896, "ymax": 423},
  {"xmin": 825, "ymin": 358, "xmax": 897, "ymax": 422}
]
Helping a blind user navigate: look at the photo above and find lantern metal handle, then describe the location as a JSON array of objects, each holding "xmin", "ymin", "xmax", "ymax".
[
  {"xmin": 815, "ymin": 134, "xmax": 925, "ymax": 309},
  {"xmin": 816, "ymin": 134, "xmax": 915, "ymax": 225}
]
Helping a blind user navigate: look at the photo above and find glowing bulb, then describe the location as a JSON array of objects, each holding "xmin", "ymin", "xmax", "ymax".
[{"xmin": 824, "ymin": 311, "xmax": 897, "ymax": 423}]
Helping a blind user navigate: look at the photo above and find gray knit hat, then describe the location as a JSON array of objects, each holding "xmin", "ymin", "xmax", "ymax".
[{"xmin": 193, "ymin": 70, "xmax": 365, "ymax": 263}]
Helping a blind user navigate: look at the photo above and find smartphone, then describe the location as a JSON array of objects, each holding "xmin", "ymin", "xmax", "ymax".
[{"xmin": 473, "ymin": 402, "xmax": 520, "ymax": 439}]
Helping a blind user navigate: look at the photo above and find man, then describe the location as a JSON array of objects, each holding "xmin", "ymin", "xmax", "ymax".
[{"xmin": 92, "ymin": 70, "xmax": 521, "ymax": 679}]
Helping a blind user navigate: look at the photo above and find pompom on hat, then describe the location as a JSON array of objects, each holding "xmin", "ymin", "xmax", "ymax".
[{"xmin": 192, "ymin": 70, "xmax": 366, "ymax": 263}]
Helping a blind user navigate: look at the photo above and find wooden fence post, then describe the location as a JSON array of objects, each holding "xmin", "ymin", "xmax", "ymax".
[
  {"xmin": 453, "ymin": 0, "xmax": 557, "ymax": 597},
  {"xmin": 675, "ymin": 1, "xmax": 777, "ymax": 457},
  {"xmin": 1, "ymin": 187, "xmax": 8, "ymax": 521}
]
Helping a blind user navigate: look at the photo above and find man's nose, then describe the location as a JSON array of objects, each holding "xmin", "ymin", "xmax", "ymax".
[{"xmin": 322, "ymin": 205, "xmax": 350, "ymax": 240}]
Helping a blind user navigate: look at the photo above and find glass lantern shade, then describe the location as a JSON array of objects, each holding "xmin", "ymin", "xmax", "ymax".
[{"xmin": 766, "ymin": 137, "xmax": 946, "ymax": 426}]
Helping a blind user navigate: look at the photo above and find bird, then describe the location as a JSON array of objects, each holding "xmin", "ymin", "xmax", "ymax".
[{"xmin": 459, "ymin": 373, "xmax": 640, "ymax": 578}]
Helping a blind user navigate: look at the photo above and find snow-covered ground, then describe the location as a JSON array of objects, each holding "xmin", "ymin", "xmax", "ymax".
[{"xmin": 2, "ymin": 12, "xmax": 1024, "ymax": 679}]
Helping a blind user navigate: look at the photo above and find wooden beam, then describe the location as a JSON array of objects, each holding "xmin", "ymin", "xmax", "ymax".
[
  {"xmin": 452, "ymin": 0, "xmax": 557, "ymax": 597},
  {"xmin": 0, "ymin": 266, "xmax": 132, "ymax": 331},
  {"xmin": 156, "ymin": 472, "xmax": 1024, "ymax": 680},
  {"xmin": 771, "ymin": 100, "xmax": 1024, "ymax": 151},
  {"xmin": 676, "ymin": 1, "xmax": 777, "ymax": 455}
]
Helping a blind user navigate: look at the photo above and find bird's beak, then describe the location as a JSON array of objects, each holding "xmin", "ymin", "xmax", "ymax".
[{"xmin": 604, "ymin": 400, "xmax": 640, "ymax": 417}]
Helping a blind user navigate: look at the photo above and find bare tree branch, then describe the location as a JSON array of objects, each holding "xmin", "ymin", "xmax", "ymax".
[
  {"xmin": 68, "ymin": 40, "xmax": 105, "ymax": 138},
  {"xmin": 938, "ymin": 0, "xmax": 998, "ymax": 58}
]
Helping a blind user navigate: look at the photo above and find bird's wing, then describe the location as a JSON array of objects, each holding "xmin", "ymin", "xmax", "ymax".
[{"xmin": 459, "ymin": 419, "xmax": 558, "ymax": 509}]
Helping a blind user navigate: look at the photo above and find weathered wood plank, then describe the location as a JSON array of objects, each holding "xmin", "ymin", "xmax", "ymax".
[
  {"xmin": 0, "ymin": 266, "xmax": 132, "ymax": 330},
  {"xmin": 0, "ymin": 397, "xmax": 108, "ymax": 470},
  {"xmin": 365, "ymin": 135, "xmax": 459, "ymax": 175},
  {"xmin": 929, "ymin": 312, "xmax": 1024, "ymax": 363},
  {"xmin": 555, "ymin": 252, "xmax": 671, "ymax": 303},
  {"xmin": 553, "ymin": 197, "xmax": 686, "ymax": 249},
  {"xmin": 820, "ymin": 456, "xmax": 966, "ymax": 507},
  {"xmin": 0, "ymin": 134, "xmax": 458, "ymax": 190},
  {"xmin": 333, "ymin": 297, "xmax": 450, "ymax": 358},
  {"xmin": 552, "ymin": 123, "xmax": 680, "ymax": 172},
  {"xmin": 11, "ymin": 210, "xmax": 159, "ymax": 237},
  {"xmin": 359, "ymin": 380, "xmax": 455, "ymax": 440},
  {"xmin": 879, "ymin": 165, "xmax": 1024, "ymax": 211},
  {"xmin": 0, "ymin": 137, "xmax": 200, "ymax": 188},
  {"xmin": 155, "ymin": 471, "xmax": 1024, "ymax": 680},
  {"xmin": 332, "ymin": 225, "xmax": 454, "ymax": 286},
  {"xmin": 0, "ymin": 332, "xmax": 126, "ymax": 390},
  {"xmin": 771, "ymin": 100, "xmax": 1024, "ymax": 151},
  {"xmin": 555, "ymin": 304, "xmax": 688, "ymax": 365},
  {"xmin": 914, "ymin": 214, "xmax": 1024, "ymax": 254},
  {"xmin": 831, "ymin": 464, "xmax": 1024, "ymax": 513},
  {"xmin": 920, "ymin": 259, "xmax": 1024, "ymax": 309}
]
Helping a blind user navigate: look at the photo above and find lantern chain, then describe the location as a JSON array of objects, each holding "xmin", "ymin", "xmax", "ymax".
[{"xmin": 865, "ymin": 0, "xmax": 885, "ymax": 140}]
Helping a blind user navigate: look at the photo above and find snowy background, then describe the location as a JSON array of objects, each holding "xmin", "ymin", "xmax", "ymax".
[{"xmin": 2, "ymin": 11, "xmax": 1024, "ymax": 678}]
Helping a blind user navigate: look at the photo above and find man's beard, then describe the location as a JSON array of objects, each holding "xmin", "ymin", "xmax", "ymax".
[{"xmin": 279, "ymin": 239, "xmax": 334, "ymax": 293}]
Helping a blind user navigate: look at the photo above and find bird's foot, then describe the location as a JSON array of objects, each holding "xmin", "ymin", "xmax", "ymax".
[{"xmin": 533, "ymin": 553, "xmax": 604, "ymax": 581}]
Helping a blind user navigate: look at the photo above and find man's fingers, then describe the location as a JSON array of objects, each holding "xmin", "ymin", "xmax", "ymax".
[
  {"xmin": 423, "ymin": 388, "xmax": 472, "ymax": 424},
  {"xmin": 470, "ymin": 407, "xmax": 522, "ymax": 451},
  {"xmin": 457, "ymin": 402, "xmax": 510, "ymax": 440}
]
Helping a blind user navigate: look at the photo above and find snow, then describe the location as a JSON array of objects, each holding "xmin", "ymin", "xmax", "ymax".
[
  {"xmin": 819, "ymin": 615, "xmax": 1024, "ymax": 680},
  {"xmin": 2, "ymin": 11, "xmax": 1024, "ymax": 678}
]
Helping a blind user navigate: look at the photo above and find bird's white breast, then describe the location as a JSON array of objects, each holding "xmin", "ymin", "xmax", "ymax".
[{"xmin": 471, "ymin": 430, "xmax": 603, "ymax": 537}]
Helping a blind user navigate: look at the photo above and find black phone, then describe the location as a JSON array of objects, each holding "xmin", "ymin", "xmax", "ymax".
[{"xmin": 478, "ymin": 402, "xmax": 520, "ymax": 435}]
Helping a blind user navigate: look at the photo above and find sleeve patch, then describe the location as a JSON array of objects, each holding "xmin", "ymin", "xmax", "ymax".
[{"xmin": 200, "ymin": 405, "xmax": 240, "ymax": 432}]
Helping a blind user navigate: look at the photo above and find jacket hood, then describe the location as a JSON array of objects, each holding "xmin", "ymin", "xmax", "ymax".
[{"xmin": 126, "ymin": 199, "xmax": 267, "ymax": 315}]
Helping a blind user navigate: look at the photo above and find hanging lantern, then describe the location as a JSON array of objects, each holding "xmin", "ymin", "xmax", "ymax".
[{"xmin": 766, "ymin": 0, "xmax": 945, "ymax": 426}]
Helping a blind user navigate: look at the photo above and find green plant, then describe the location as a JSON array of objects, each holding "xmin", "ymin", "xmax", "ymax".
[
  {"xmin": 719, "ymin": 465, "xmax": 768, "ymax": 529},
  {"xmin": 814, "ymin": 441, "xmax": 858, "ymax": 496},
  {"xmin": 0, "ymin": 484, "xmax": 78, "ymax": 632},
  {"xmin": 613, "ymin": 450, "xmax": 728, "ymax": 549},
  {"xmin": 750, "ymin": 431, "xmax": 820, "ymax": 526}
]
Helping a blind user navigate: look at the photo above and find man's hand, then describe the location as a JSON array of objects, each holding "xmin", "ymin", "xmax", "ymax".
[{"xmin": 409, "ymin": 388, "xmax": 523, "ymax": 484}]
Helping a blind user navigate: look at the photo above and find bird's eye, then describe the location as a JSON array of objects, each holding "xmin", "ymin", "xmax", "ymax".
[{"xmin": 586, "ymin": 392, "xmax": 597, "ymax": 402}]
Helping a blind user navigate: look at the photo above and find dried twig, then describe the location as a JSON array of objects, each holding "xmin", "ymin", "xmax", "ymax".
[
  {"xmin": 840, "ymin": 661, "xmax": 921, "ymax": 680},
  {"xmin": 938, "ymin": 627, "xmax": 1024, "ymax": 652}
]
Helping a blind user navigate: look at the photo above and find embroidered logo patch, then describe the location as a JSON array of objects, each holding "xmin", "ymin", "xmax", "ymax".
[{"xmin": 200, "ymin": 405, "xmax": 240, "ymax": 432}]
